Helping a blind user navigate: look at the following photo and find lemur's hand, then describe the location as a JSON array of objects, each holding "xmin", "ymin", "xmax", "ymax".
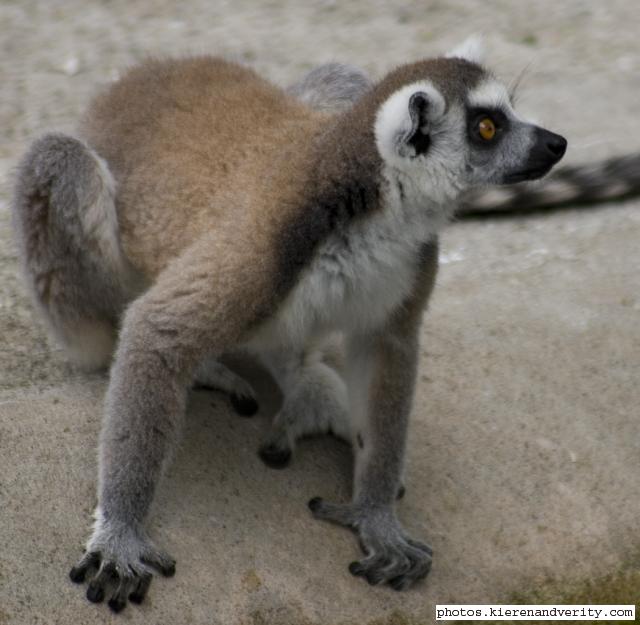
[
  {"xmin": 69, "ymin": 521, "xmax": 175, "ymax": 613},
  {"xmin": 308, "ymin": 497, "xmax": 432, "ymax": 590}
]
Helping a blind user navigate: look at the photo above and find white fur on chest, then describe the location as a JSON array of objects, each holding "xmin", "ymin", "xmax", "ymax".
[{"xmin": 248, "ymin": 171, "xmax": 450, "ymax": 351}]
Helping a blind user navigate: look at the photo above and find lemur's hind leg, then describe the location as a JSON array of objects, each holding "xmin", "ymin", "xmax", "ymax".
[
  {"xmin": 287, "ymin": 63, "xmax": 372, "ymax": 113},
  {"xmin": 12, "ymin": 133, "xmax": 141, "ymax": 370},
  {"xmin": 258, "ymin": 342, "xmax": 350, "ymax": 468},
  {"xmin": 193, "ymin": 356, "xmax": 259, "ymax": 416},
  {"xmin": 257, "ymin": 341, "xmax": 407, "ymax": 496}
]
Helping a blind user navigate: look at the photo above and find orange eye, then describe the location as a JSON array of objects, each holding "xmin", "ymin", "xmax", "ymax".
[{"xmin": 478, "ymin": 117, "xmax": 496, "ymax": 140}]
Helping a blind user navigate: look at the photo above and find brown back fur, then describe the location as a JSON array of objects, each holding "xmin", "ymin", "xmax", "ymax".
[{"xmin": 81, "ymin": 57, "xmax": 326, "ymax": 277}]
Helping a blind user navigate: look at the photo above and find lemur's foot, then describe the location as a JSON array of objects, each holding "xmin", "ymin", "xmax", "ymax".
[
  {"xmin": 229, "ymin": 392, "xmax": 259, "ymax": 417},
  {"xmin": 258, "ymin": 439, "xmax": 292, "ymax": 469},
  {"xmin": 258, "ymin": 357, "xmax": 349, "ymax": 467},
  {"xmin": 308, "ymin": 498, "xmax": 432, "ymax": 591},
  {"xmin": 193, "ymin": 360, "xmax": 258, "ymax": 416},
  {"xmin": 70, "ymin": 523, "xmax": 175, "ymax": 613}
]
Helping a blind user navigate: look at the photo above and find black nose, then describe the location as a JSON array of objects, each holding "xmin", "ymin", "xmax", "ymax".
[
  {"xmin": 539, "ymin": 129, "xmax": 567, "ymax": 163},
  {"xmin": 546, "ymin": 133, "xmax": 567, "ymax": 160}
]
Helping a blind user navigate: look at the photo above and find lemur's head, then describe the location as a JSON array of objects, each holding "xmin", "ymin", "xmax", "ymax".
[{"xmin": 373, "ymin": 37, "xmax": 567, "ymax": 200}]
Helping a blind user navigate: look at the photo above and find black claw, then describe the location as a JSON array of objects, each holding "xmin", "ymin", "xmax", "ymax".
[
  {"xmin": 86, "ymin": 582, "xmax": 105, "ymax": 603},
  {"xmin": 389, "ymin": 575, "xmax": 408, "ymax": 591},
  {"xmin": 108, "ymin": 596, "xmax": 127, "ymax": 613},
  {"xmin": 161, "ymin": 561, "xmax": 176, "ymax": 577},
  {"xmin": 348, "ymin": 561, "xmax": 365, "ymax": 577},
  {"xmin": 69, "ymin": 566, "xmax": 87, "ymax": 584},
  {"xmin": 69, "ymin": 551, "xmax": 100, "ymax": 584},
  {"xmin": 396, "ymin": 485, "xmax": 406, "ymax": 500},
  {"xmin": 307, "ymin": 497, "xmax": 323, "ymax": 512},
  {"xmin": 258, "ymin": 444, "xmax": 292, "ymax": 469},
  {"xmin": 230, "ymin": 393, "xmax": 259, "ymax": 416},
  {"xmin": 129, "ymin": 573, "xmax": 152, "ymax": 604}
]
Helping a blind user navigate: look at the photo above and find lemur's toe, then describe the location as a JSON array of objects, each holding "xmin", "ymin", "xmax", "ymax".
[
  {"xmin": 141, "ymin": 552, "xmax": 176, "ymax": 577},
  {"xmin": 108, "ymin": 595, "xmax": 127, "ymax": 613},
  {"xmin": 348, "ymin": 560, "xmax": 365, "ymax": 576},
  {"xmin": 405, "ymin": 537, "xmax": 433, "ymax": 557},
  {"xmin": 69, "ymin": 551, "xmax": 100, "ymax": 583},
  {"xmin": 86, "ymin": 581, "xmax": 105, "ymax": 603},
  {"xmin": 128, "ymin": 573, "xmax": 152, "ymax": 604},
  {"xmin": 396, "ymin": 484, "xmax": 406, "ymax": 500},
  {"xmin": 230, "ymin": 393, "xmax": 259, "ymax": 416},
  {"xmin": 389, "ymin": 574, "xmax": 412, "ymax": 591},
  {"xmin": 85, "ymin": 561, "xmax": 116, "ymax": 603},
  {"xmin": 258, "ymin": 443, "xmax": 292, "ymax": 469},
  {"xmin": 348, "ymin": 553, "xmax": 389, "ymax": 585},
  {"xmin": 307, "ymin": 498, "xmax": 358, "ymax": 527}
]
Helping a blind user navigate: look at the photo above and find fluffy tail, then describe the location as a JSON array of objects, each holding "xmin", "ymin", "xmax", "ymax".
[
  {"xmin": 12, "ymin": 133, "xmax": 137, "ymax": 369},
  {"xmin": 458, "ymin": 153, "xmax": 640, "ymax": 216},
  {"xmin": 287, "ymin": 63, "xmax": 372, "ymax": 113}
]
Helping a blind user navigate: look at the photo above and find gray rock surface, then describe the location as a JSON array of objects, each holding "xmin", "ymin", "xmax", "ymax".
[{"xmin": 1, "ymin": 1, "xmax": 638, "ymax": 623}]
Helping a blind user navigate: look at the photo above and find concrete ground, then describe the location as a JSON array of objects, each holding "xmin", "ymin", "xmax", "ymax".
[{"xmin": 0, "ymin": 1, "xmax": 638, "ymax": 624}]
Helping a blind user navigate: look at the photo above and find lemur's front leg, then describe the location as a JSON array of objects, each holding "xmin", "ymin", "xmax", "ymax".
[
  {"xmin": 70, "ymin": 235, "xmax": 275, "ymax": 611},
  {"xmin": 69, "ymin": 294, "xmax": 185, "ymax": 609},
  {"xmin": 309, "ymin": 242, "xmax": 438, "ymax": 590},
  {"xmin": 309, "ymin": 329, "xmax": 432, "ymax": 590}
]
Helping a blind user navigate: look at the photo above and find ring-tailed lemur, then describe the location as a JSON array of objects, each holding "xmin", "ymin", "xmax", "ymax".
[{"xmin": 13, "ymin": 40, "xmax": 570, "ymax": 612}]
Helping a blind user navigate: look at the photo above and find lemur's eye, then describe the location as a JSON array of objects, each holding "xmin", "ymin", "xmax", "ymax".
[{"xmin": 478, "ymin": 117, "xmax": 496, "ymax": 141}]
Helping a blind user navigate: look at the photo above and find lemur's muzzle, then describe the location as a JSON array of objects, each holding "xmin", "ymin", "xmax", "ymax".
[{"xmin": 504, "ymin": 127, "xmax": 567, "ymax": 184}]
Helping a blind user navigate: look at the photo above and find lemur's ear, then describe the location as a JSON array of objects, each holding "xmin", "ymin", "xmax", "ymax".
[
  {"xmin": 446, "ymin": 34, "xmax": 485, "ymax": 64},
  {"xmin": 375, "ymin": 82, "xmax": 445, "ymax": 162},
  {"xmin": 403, "ymin": 92, "xmax": 431, "ymax": 156}
]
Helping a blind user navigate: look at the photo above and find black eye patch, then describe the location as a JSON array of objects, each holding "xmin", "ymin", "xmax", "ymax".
[{"xmin": 466, "ymin": 107, "xmax": 510, "ymax": 148}]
